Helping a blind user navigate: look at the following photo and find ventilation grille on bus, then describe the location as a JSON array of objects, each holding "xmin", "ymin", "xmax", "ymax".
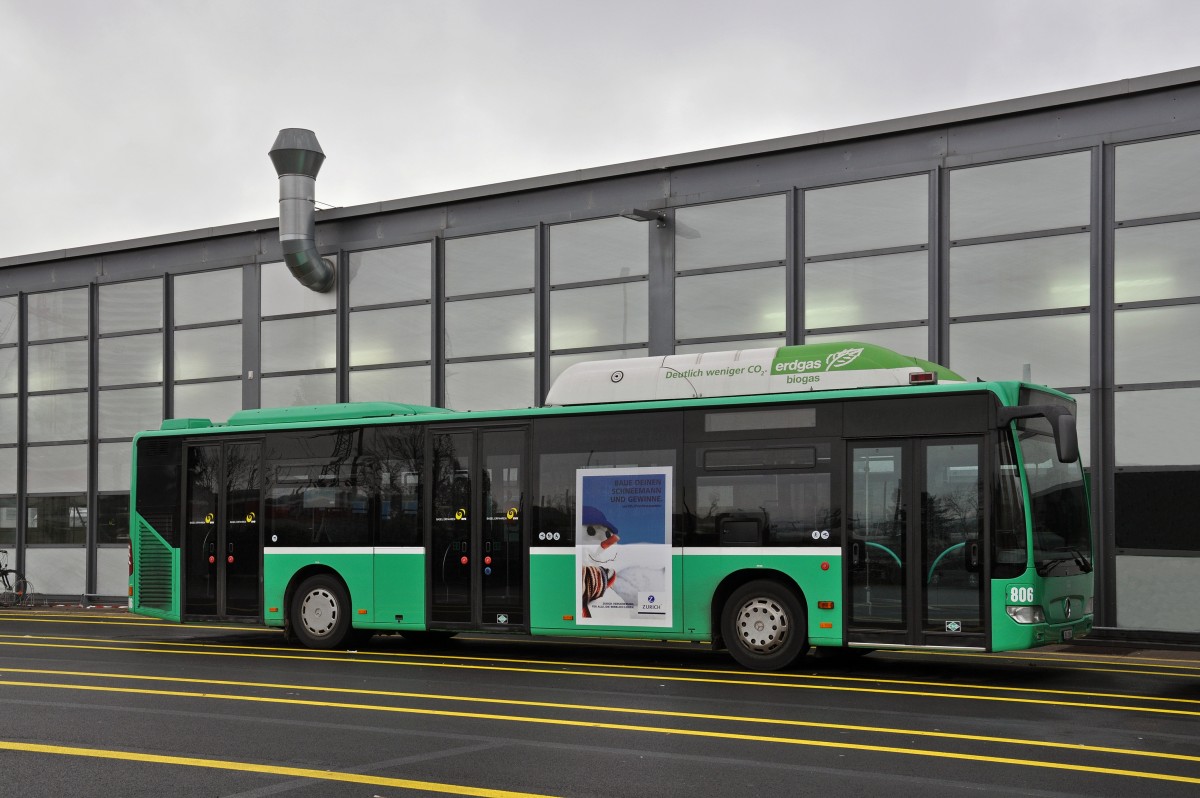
[{"xmin": 137, "ymin": 517, "xmax": 174, "ymax": 612}]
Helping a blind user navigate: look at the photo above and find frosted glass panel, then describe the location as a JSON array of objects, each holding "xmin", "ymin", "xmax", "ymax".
[
  {"xmin": 950, "ymin": 234, "xmax": 1090, "ymax": 316},
  {"xmin": 349, "ymin": 243, "xmax": 432, "ymax": 306},
  {"xmin": 950, "ymin": 315, "xmax": 1089, "ymax": 387},
  {"xmin": 675, "ymin": 268, "xmax": 785, "ymax": 339},
  {"xmin": 445, "ymin": 294, "xmax": 535, "ymax": 358},
  {"xmin": 805, "ymin": 327, "xmax": 929, "ymax": 360},
  {"xmin": 261, "ymin": 372, "xmax": 335, "ymax": 407},
  {"xmin": 28, "ymin": 341, "xmax": 88, "ymax": 392},
  {"xmin": 445, "ymin": 229, "xmax": 534, "ymax": 296},
  {"xmin": 350, "ymin": 367, "xmax": 432, "ymax": 405},
  {"xmin": 550, "ymin": 283, "xmax": 648, "ymax": 349},
  {"xmin": 27, "ymin": 444, "xmax": 87, "ymax": 493},
  {"xmin": 349, "ymin": 305, "xmax": 431, "ymax": 366},
  {"xmin": 0, "ymin": 347, "xmax": 16, "ymax": 394},
  {"xmin": 99, "ymin": 279, "xmax": 162, "ymax": 333},
  {"xmin": 1115, "ymin": 220, "xmax": 1200, "ymax": 303},
  {"xmin": 99, "ymin": 386, "xmax": 162, "ymax": 438},
  {"xmin": 28, "ymin": 288, "xmax": 88, "ymax": 341},
  {"xmin": 445, "ymin": 357, "xmax": 534, "ymax": 412},
  {"xmin": 27, "ymin": 393, "xmax": 87, "ymax": 442},
  {"xmin": 99, "ymin": 333, "xmax": 163, "ymax": 386},
  {"xmin": 1115, "ymin": 305, "xmax": 1200, "ymax": 385},
  {"xmin": 550, "ymin": 217, "xmax": 648, "ymax": 284},
  {"xmin": 950, "ymin": 152, "xmax": 1090, "ymax": 240},
  {"xmin": 1116, "ymin": 134, "xmax": 1200, "ymax": 221},
  {"xmin": 262, "ymin": 315, "xmax": 336, "ymax": 373},
  {"xmin": 805, "ymin": 175, "xmax": 927, "ymax": 257},
  {"xmin": 676, "ymin": 195, "xmax": 786, "ymax": 270},
  {"xmin": 1115, "ymin": 388, "xmax": 1200, "ymax": 466},
  {"xmin": 805, "ymin": 251, "xmax": 927, "ymax": 328},
  {"xmin": 174, "ymin": 269, "xmax": 243, "ymax": 326},
  {"xmin": 174, "ymin": 380, "xmax": 241, "ymax": 422},
  {"xmin": 261, "ymin": 261, "xmax": 338, "ymax": 316},
  {"xmin": 174, "ymin": 324, "xmax": 241, "ymax": 380},
  {"xmin": 98, "ymin": 441, "xmax": 133, "ymax": 492}
]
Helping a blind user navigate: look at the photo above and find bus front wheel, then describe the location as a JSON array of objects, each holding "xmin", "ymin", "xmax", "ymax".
[
  {"xmin": 721, "ymin": 580, "xmax": 808, "ymax": 671},
  {"xmin": 290, "ymin": 575, "xmax": 352, "ymax": 649}
]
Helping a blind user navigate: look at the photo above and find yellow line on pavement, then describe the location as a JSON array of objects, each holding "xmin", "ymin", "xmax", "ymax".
[
  {"xmin": 0, "ymin": 681, "xmax": 1196, "ymax": 786},
  {"xmin": 0, "ymin": 740, "xmax": 556, "ymax": 797},
  {"xmin": 0, "ymin": 635, "xmax": 1198, "ymax": 717},
  {"xmin": 2, "ymin": 666, "xmax": 1199, "ymax": 768}
]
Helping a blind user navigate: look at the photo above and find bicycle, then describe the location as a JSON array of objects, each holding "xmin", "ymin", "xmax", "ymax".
[{"xmin": 0, "ymin": 550, "xmax": 35, "ymax": 608}]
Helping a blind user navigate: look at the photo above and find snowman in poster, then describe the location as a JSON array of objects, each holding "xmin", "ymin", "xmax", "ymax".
[{"xmin": 576, "ymin": 466, "xmax": 673, "ymax": 627}]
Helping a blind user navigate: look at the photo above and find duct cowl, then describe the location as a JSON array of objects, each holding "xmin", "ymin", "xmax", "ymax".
[{"xmin": 269, "ymin": 128, "xmax": 335, "ymax": 293}]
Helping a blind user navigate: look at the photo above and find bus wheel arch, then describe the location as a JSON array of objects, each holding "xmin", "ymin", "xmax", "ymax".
[
  {"xmin": 286, "ymin": 568, "xmax": 354, "ymax": 649},
  {"xmin": 714, "ymin": 572, "xmax": 809, "ymax": 671}
]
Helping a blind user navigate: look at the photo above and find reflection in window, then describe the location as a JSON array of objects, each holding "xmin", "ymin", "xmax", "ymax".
[
  {"xmin": 26, "ymin": 494, "xmax": 88, "ymax": 545},
  {"xmin": 676, "ymin": 195, "xmax": 786, "ymax": 271},
  {"xmin": 174, "ymin": 269, "xmax": 243, "ymax": 326},
  {"xmin": 27, "ymin": 341, "xmax": 88, "ymax": 392},
  {"xmin": 1115, "ymin": 388, "xmax": 1200, "ymax": 468},
  {"xmin": 805, "ymin": 251, "xmax": 927, "ymax": 328},
  {"xmin": 97, "ymin": 493, "xmax": 131, "ymax": 544},
  {"xmin": 349, "ymin": 243, "xmax": 432, "ymax": 306},
  {"xmin": 951, "ymin": 234, "xmax": 1090, "ymax": 316},
  {"xmin": 174, "ymin": 380, "xmax": 241, "ymax": 422},
  {"xmin": 260, "ymin": 373, "xmax": 335, "ymax": 408},
  {"xmin": 805, "ymin": 175, "xmax": 927, "ymax": 257},
  {"xmin": 99, "ymin": 333, "xmax": 163, "ymax": 386},
  {"xmin": 804, "ymin": 328, "xmax": 927, "ymax": 359},
  {"xmin": 1115, "ymin": 133, "xmax": 1200, "ymax": 222},
  {"xmin": 550, "ymin": 283, "xmax": 648, "ymax": 350},
  {"xmin": 261, "ymin": 260, "xmax": 338, "ymax": 317},
  {"xmin": 0, "ymin": 495, "xmax": 15, "ymax": 545},
  {"xmin": 350, "ymin": 366, "xmax": 431, "ymax": 405},
  {"xmin": 950, "ymin": 152, "xmax": 1090, "ymax": 240},
  {"xmin": 0, "ymin": 296, "xmax": 17, "ymax": 345},
  {"xmin": 694, "ymin": 472, "xmax": 834, "ymax": 547},
  {"xmin": 676, "ymin": 267, "xmax": 784, "ymax": 340},
  {"xmin": 445, "ymin": 358, "xmax": 534, "ymax": 412},
  {"xmin": 550, "ymin": 217, "xmax": 648, "ymax": 284},
  {"xmin": 445, "ymin": 294, "xmax": 534, "ymax": 358},
  {"xmin": 174, "ymin": 325, "xmax": 241, "ymax": 380},
  {"xmin": 951, "ymin": 315, "xmax": 1089, "ymax": 387},
  {"xmin": 27, "ymin": 393, "xmax": 88, "ymax": 442},
  {"xmin": 262, "ymin": 315, "xmax": 336, "ymax": 373},
  {"xmin": 445, "ymin": 229, "xmax": 534, "ymax": 296},
  {"xmin": 1115, "ymin": 305, "xmax": 1200, "ymax": 385},
  {"xmin": 28, "ymin": 288, "xmax": 88, "ymax": 341},
  {"xmin": 1115, "ymin": 220, "xmax": 1200, "ymax": 303},
  {"xmin": 349, "ymin": 305, "xmax": 431, "ymax": 366},
  {"xmin": 27, "ymin": 444, "xmax": 88, "ymax": 492},
  {"xmin": 99, "ymin": 386, "xmax": 162, "ymax": 439},
  {"xmin": 99, "ymin": 279, "xmax": 163, "ymax": 334}
]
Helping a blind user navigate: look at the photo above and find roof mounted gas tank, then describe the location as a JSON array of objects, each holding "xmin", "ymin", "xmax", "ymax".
[{"xmin": 544, "ymin": 342, "xmax": 966, "ymax": 406}]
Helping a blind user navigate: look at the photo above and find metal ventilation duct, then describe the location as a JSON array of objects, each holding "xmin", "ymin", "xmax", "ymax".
[{"xmin": 268, "ymin": 128, "xmax": 335, "ymax": 293}]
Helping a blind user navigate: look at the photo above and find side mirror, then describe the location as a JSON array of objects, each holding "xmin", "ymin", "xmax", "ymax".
[{"xmin": 997, "ymin": 404, "xmax": 1080, "ymax": 464}]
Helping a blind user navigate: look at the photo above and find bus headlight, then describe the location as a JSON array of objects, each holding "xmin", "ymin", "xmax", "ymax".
[{"xmin": 1007, "ymin": 605, "xmax": 1046, "ymax": 624}]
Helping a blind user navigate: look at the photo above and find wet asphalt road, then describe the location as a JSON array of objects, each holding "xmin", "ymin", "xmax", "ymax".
[{"xmin": 0, "ymin": 608, "xmax": 1197, "ymax": 797}]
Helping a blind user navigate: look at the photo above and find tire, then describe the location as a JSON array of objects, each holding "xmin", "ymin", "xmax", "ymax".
[
  {"xmin": 290, "ymin": 575, "xmax": 352, "ymax": 649},
  {"xmin": 721, "ymin": 580, "xmax": 808, "ymax": 671}
]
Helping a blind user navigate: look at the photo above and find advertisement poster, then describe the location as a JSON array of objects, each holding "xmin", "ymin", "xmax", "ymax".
[{"xmin": 575, "ymin": 466, "xmax": 673, "ymax": 627}]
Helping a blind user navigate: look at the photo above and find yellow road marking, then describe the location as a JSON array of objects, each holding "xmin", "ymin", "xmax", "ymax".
[
  {"xmin": 0, "ymin": 680, "xmax": 1196, "ymax": 785},
  {"xmin": 0, "ymin": 740, "xmax": 557, "ymax": 797},
  {"xmin": 1, "ymin": 666, "xmax": 1199, "ymax": 768},
  {"xmin": 0, "ymin": 633, "xmax": 1195, "ymax": 715}
]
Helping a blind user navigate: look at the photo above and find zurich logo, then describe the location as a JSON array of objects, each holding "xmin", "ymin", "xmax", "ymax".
[{"xmin": 647, "ymin": 595, "xmax": 655, "ymax": 603}]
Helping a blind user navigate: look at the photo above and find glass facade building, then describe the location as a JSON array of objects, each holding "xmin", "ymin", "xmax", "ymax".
[{"xmin": 1, "ymin": 68, "xmax": 1198, "ymax": 639}]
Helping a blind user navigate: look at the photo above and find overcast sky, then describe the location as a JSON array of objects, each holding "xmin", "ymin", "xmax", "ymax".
[{"xmin": 1, "ymin": 0, "xmax": 1197, "ymax": 261}]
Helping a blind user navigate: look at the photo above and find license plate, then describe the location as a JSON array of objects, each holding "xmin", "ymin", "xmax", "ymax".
[{"xmin": 1062, "ymin": 629, "xmax": 1074, "ymax": 641}]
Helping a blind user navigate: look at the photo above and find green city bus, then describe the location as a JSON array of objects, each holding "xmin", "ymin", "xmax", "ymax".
[{"xmin": 130, "ymin": 342, "xmax": 1093, "ymax": 671}]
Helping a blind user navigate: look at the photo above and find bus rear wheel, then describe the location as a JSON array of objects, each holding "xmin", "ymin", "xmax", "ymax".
[
  {"xmin": 290, "ymin": 575, "xmax": 351, "ymax": 649},
  {"xmin": 721, "ymin": 580, "xmax": 808, "ymax": 671}
]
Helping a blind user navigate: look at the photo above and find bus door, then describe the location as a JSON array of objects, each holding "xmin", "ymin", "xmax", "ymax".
[
  {"xmin": 846, "ymin": 437, "xmax": 986, "ymax": 649},
  {"xmin": 428, "ymin": 426, "xmax": 527, "ymax": 630},
  {"xmin": 183, "ymin": 441, "xmax": 263, "ymax": 620}
]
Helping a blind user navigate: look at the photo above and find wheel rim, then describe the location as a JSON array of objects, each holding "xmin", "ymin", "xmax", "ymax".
[
  {"xmin": 733, "ymin": 595, "xmax": 790, "ymax": 655},
  {"xmin": 299, "ymin": 587, "xmax": 340, "ymax": 637}
]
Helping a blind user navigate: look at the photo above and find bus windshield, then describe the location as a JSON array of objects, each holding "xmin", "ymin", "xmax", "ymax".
[{"xmin": 1018, "ymin": 420, "xmax": 1092, "ymax": 577}]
